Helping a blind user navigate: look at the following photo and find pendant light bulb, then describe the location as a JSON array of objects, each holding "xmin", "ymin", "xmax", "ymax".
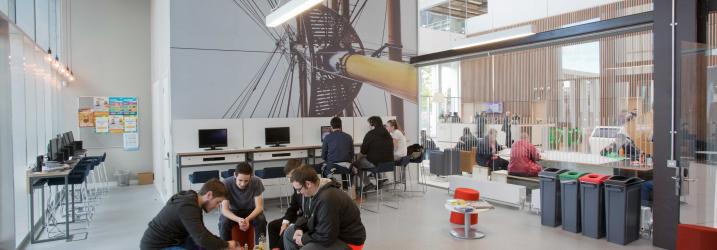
[
  {"xmin": 45, "ymin": 49, "xmax": 53, "ymax": 62},
  {"xmin": 53, "ymin": 56, "xmax": 60, "ymax": 69}
]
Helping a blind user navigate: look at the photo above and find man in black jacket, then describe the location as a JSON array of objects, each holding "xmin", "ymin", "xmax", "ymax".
[
  {"xmin": 356, "ymin": 116, "xmax": 394, "ymax": 192},
  {"xmin": 140, "ymin": 178, "xmax": 238, "ymax": 250},
  {"xmin": 267, "ymin": 159, "xmax": 306, "ymax": 250},
  {"xmin": 283, "ymin": 166, "xmax": 366, "ymax": 250}
]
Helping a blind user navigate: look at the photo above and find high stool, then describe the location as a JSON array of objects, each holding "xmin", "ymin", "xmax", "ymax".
[
  {"xmin": 231, "ymin": 223, "xmax": 255, "ymax": 249},
  {"xmin": 188, "ymin": 170, "xmax": 219, "ymax": 190},
  {"xmin": 256, "ymin": 167, "xmax": 289, "ymax": 209},
  {"xmin": 324, "ymin": 163, "xmax": 352, "ymax": 192},
  {"xmin": 359, "ymin": 162, "xmax": 399, "ymax": 213},
  {"xmin": 450, "ymin": 188, "xmax": 479, "ymax": 225}
]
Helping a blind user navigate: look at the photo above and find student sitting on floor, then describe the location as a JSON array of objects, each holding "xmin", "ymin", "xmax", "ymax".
[
  {"xmin": 140, "ymin": 178, "xmax": 239, "ymax": 250},
  {"xmin": 283, "ymin": 165, "xmax": 366, "ymax": 250},
  {"xmin": 508, "ymin": 130, "xmax": 542, "ymax": 177},
  {"xmin": 219, "ymin": 162, "xmax": 267, "ymax": 245},
  {"xmin": 267, "ymin": 159, "xmax": 306, "ymax": 250}
]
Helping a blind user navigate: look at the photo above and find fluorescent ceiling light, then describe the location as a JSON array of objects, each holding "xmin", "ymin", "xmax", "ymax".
[
  {"xmin": 453, "ymin": 25, "xmax": 534, "ymax": 50},
  {"xmin": 266, "ymin": 0, "xmax": 323, "ymax": 27}
]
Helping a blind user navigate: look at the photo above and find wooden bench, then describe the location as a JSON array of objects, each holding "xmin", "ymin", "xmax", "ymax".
[{"xmin": 507, "ymin": 175, "xmax": 540, "ymax": 190}]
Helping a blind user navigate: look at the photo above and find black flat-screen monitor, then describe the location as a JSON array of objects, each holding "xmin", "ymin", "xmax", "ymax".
[
  {"xmin": 265, "ymin": 127, "xmax": 290, "ymax": 146},
  {"xmin": 320, "ymin": 126, "xmax": 332, "ymax": 142},
  {"xmin": 198, "ymin": 129, "xmax": 228, "ymax": 150},
  {"xmin": 62, "ymin": 132, "xmax": 72, "ymax": 147},
  {"xmin": 48, "ymin": 138, "xmax": 60, "ymax": 161},
  {"xmin": 67, "ymin": 131, "xmax": 75, "ymax": 142}
]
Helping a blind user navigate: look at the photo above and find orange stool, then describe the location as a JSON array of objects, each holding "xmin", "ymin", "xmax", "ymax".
[
  {"xmin": 231, "ymin": 224, "xmax": 255, "ymax": 250},
  {"xmin": 450, "ymin": 188, "xmax": 479, "ymax": 225},
  {"xmin": 348, "ymin": 244, "xmax": 364, "ymax": 250},
  {"xmin": 677, "ymin": 224, "xmax": 717, "ymax": 250}
]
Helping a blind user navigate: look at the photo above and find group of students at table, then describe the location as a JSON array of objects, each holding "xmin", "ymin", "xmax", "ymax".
[
  {"xmin": 140, "ymin": 116, "xmax": 411, "ymax": 250},
  {"xmin": 422, "ymin": 127, "xmax": 645, "ymax": 177}
]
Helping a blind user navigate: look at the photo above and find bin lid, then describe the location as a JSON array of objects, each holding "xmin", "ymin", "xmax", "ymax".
[
  {"xmin": 559, "ymin": 171, "xmax": 588, "ymax": 180},
  {"xmin": 538, "ymin": 168, "xmax": 568, "ymax": 178},
  {"xmin": 579, "ymin": 174, "xmax": 610, "ymax": 184},
  {"xmin": 604, "ymin": 176, "xmax": 644, "ymax": 186}
]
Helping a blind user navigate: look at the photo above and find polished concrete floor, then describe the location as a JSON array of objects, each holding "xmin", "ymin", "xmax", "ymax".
[{"xmin": 24, "ymin": 184, "xmax": 662, "ymax": 250}]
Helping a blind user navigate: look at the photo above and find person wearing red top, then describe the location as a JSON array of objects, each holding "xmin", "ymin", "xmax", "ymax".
[{"xmin": 508, "ymin": 131, "xmax": 542, "ymax": 177}]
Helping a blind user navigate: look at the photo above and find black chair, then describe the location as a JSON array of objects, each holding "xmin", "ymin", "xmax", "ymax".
[
  {"xmin": 323, "ymin": 163, "xmax": 353, "ymax": 192},
  {"xmin": 255, "ymin": 167, "xmax": 290, "ymax": 209},
  {"xmin": 188, "ymin": 170, "xmax": 219, "ymax": 190}
]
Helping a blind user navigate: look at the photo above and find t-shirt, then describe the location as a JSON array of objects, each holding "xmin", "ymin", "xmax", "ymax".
[
  {"xmin": 223, "ymin": 176, "xmax": 264, "ymax": 212},
  {"xmin": 390, "ymin": 130, "xmax": 407, "ymax": 159}
]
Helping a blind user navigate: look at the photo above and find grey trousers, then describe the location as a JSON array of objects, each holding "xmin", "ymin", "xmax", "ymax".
[{"xmin": 282, "ymin": 225, "xmax": 351, "ymax": 250}]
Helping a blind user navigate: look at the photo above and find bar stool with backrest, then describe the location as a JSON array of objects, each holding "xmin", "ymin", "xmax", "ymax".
[
  {"xmin": 359, "ymin": 162, "xmax": 399, "ymax": 213},
  {"xmin": 323, "ymin": 162, "xmax": 353, "ymax": 193}
]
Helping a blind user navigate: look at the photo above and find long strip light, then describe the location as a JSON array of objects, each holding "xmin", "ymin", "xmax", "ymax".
[
  {"xmin": 266, "ymin": 0, "xmax": 322, "ymax": 27},
  {"xmin": 452, "ymin": 25, "xmax": 535, "ymax": 50}
]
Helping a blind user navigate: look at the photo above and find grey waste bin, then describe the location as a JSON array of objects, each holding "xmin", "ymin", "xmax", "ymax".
[
  {"xmin": 539, "ymin": 168, "xmax": 568, "ymax": 227},
  {"xmin": 604, "ymin": 176, "xmax": 643, "ymax": 245},
  {"xmin": 115, "ymin": 170, "xmax": 130, "ymax": 186},
  {"xmin": 579, "ymin": 174, "xmax": 610, "ymax": 239},
  {"xmin": 559, "ymin": 171, "xmax": 588, "ymax": 233}
]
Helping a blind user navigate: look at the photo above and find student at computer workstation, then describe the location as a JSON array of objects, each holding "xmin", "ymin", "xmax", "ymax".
[
  {"xmin": 476, "ymin": 129, "xmax": 509, "ymax": 171},
  {"xmin": 355, "ymin": 116, "xmax": 394, "ymax": 193},
  {"xmin": 267, "ymin": 159, "xmax": 304, "ymax": 250},
  {"xmin": 508, "ymin": 130, "xmax": 542, "ymax": 177},
  {"xmin": 318, "ymin": 117, "xmax": 354, "ymax": 188},
  {"xmin": 140, "ymin": 179, "xmax": 239, "ymax": 250},
  {"xmin": 386, "ymin": 119, "xmax": 407, "ymax": 161},
  {"xmin": 283, "ymin": 166, "xmax": 366, "ymax": 250},
  {"xmin": 219, "ymin": 162, "xmax": 267, "ymax": 245}
]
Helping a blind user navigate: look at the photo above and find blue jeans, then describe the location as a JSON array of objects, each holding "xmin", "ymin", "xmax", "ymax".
[{"xmin": 641, "ymin": 180, "xmax": 653, "ymax": 206}]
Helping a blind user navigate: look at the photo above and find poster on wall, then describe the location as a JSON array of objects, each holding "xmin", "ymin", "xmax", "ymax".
[
  {"xmin": 124, "ymin": 116, "xmax": 138, "ymax": 132},
  {"xmin": 93, "ymin": 97, "xmax": 109, "ymax": 111},
  {"xmin": 123, "ymin": 132, "xmax": 139, "ymax": 151},
  {"xmin": 78, "ymin": 108, "xmax": 95, "ymax": 127},
  {"xmin": 124, "ymin": 97, "xmax": 138, "ymax": 115},
  {"xmin": 109, "ymin": 115, "xmax": 124, "ymax": 134},
  {"xmin": 95, "ymin": 116, "xmax": 109, "ymax": 133},
  {"xmin": 109, "ymin": 97, "xmax": 123, "ymax": 115}
]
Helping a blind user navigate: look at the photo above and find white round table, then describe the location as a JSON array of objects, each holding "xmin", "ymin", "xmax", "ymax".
[{"xmin": 445, "ymin": 200, "xmax": 493, "ymax": 239}]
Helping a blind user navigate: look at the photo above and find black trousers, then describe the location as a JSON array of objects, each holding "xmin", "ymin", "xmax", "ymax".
[
  {"xmin": 267, "ymin": 218, "xmax": 286, "ymax": 250},
  {"xmin": 218, "ymin": 209, "xmax": 267, "ymax": 244},
  {"xmin": 489, "ymin": 157, "xmax": 509, "ymax": 172}
]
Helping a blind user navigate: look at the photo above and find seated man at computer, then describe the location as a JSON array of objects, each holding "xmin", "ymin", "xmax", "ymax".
[
  {"xmin": 356, "ymin": 116, "xmax": 394, "ymax": 193},
  {"xmin": 476, "ymin": 129, "xmax": 509, "ymax": 171},
  {"xmin": 508, "ymin": 130, "xmax": 542, "ymax": 177},
  {"xmin": 319, "ymin": 117, "xmax": 354, "ymax": 188},
  {"xmin": 283, "ymin": 166, "xmax": 366, "ymax": 250},
  {"xmin": 140, "ymin": 179, "xmax": 239, "ymax": 250},
  {"xmin": 219, "ymin": 162, "xmax": 267, "ymax": 245}
]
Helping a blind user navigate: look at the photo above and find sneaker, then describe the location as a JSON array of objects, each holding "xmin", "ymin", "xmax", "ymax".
[{"xmin": 362, "ymin": 183, "xmax": 377, "ymax": 193}]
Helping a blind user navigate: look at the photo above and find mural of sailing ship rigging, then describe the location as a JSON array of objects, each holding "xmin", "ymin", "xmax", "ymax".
[{"xmin": 221, "ymin": 0, "xmax": 418, "ymax": 125}]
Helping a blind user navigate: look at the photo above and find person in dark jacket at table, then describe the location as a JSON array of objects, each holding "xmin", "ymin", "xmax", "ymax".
[
  {"xmin": 476, "ymin": 129, "xmax": 509, "ymax": 171},
  {"xmin": 267, "ymin": 159, "xmax": 307, "ymax": 250},
  {"xmin": 356, "ymin": 116, "xmax": 394, "ymax": 192},
  {"xmin": 140, "ymin": 179, "xmax": 238, "ymax": 250},
  {"xmin": 283, "ymin": 166, "xmax": 366, "ymax": 250}
]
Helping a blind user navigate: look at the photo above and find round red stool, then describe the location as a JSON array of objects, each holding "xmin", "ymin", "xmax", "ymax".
[
  {"xmin": 231, "ymin": 223, "xmax": 255, "ymax": 249},
  {"xmin": 450, "ymin": 188, "xmax": 480, "ymax": 225}
]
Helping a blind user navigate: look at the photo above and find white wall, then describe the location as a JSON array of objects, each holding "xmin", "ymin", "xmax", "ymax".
[
  {"xmin": 62, "ymin": 0, "xmax": 152, "ymax": 178},
  {"xmin": 0, "ymin": 17, "xmax": 15, "ymax": 250},
  {"xmin": 418, "ymin": 27, "xmax": 465, "ymax": 56},
  {"xmin": 151, "ymin": 0, "xmax": 172, "ymax": 200}
]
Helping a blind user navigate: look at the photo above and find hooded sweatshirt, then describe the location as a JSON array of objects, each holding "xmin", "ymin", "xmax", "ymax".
[
  {"xmin": 295, "ymin": 180, "xmax": 366, "ymax": 247},
  {"xmin": 140, "ymin": 190, "xmax": 227, "ymax": 250}
]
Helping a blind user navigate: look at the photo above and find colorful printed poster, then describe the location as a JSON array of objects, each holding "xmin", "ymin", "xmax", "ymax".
[
  {"xmin": 109, "ymin": 97, "xmax": 123, "ymax": 115},
  {"xmin": 124, "ymin": 116, "xmax": 137, "ymax": 132},
  {"xmin": 95, "ymin": 116, "xmax": 109, "ymax": 133},
  {"xmin": 123, "ymin": 133, "xmax": 139, "ymax": 151},
  {"xmin": 93, "ymin": 97, "xmax": 109, "ymax": 111},
  {"xmin": 109, "ymin": 115, "xmax": 124, "ymax": 134},
  {"xmin": 124, "ymin": 97, "xmax": 138, "ymax": 115},
  {"xmin": 78, "ymin": 108, "xmax": 95, "ymax": 127}
]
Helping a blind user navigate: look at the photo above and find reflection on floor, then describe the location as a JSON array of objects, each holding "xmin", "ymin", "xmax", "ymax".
[{"xmin": 24, "ymin": 183, "xmax": 661, "ymax": 250}]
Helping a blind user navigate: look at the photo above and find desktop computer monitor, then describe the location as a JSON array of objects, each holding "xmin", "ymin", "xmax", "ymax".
[
  {"xmin": 265, "ymin": 127, "xmax": 290, "ymax": 146},
  {"xmin": 67, "ymin": 131, "xmax": 75, "ymax": 142},
  {"xmin": 320, "ymin": 126, "xmax": 332, "ymax": 142},
  {"xmin": 198, "ymin": 129, "xmax": 228, "ymax": 150}
]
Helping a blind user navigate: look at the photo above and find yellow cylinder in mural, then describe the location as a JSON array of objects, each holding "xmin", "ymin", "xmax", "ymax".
[{"xmin": 342, "ymin": 54, "xmax": 418, "ymax": 103}]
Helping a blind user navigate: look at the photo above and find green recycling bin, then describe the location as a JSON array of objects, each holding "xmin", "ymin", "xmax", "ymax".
[{"xmin": 559, "ymin": 171, "xmax": 588, "ymax": 233}]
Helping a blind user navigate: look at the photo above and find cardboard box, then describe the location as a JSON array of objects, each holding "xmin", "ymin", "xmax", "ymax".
[{"xmin": 137, "ymin": 172, "xmax": 154, "ymax": 185}]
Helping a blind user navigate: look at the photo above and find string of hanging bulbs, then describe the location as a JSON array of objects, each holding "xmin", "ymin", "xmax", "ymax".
[{"xmin": 44, "ymin": 0, "xmax": 75, "ymax": 83}]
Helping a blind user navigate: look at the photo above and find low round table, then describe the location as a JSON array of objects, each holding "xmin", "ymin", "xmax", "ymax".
[{"xmin": 445, "ymin": 200, "xmax": 493, "ymax": 239}]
